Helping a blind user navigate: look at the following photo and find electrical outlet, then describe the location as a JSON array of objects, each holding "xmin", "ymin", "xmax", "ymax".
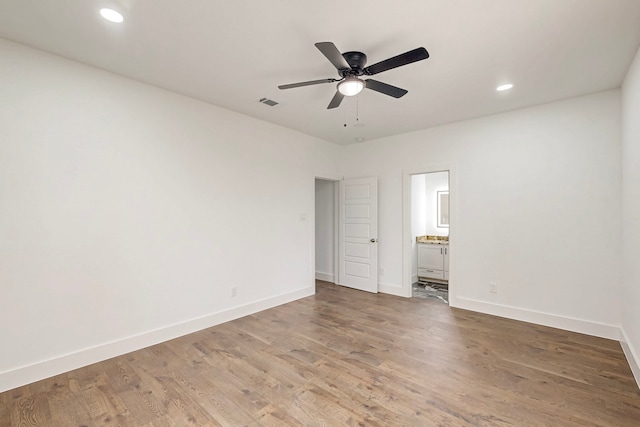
[
  {"xmin": 379, "ymin": 268, "xmax": 385, "ymax": 276},
  {"xmin": 489, "ymin": 282, "xmax": 498, "ymax": 294},
  {"xmin": 231, "ymin": 287, "xmax": 238, "ymax": 298}
]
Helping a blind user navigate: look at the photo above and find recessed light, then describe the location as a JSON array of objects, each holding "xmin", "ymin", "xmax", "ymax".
[
  {"xmin": 100, "ymin": 8, "xmax": 124, "ymax": 23},
  {"xmin": 496, "ymin": 83, "xmax": 514, "ymax": 92}
]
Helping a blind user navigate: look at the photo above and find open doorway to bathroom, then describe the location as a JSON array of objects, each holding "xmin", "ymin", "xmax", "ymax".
[{"xmin": 411, "ymin": 171, "xmax": 450, "ymax": 303}]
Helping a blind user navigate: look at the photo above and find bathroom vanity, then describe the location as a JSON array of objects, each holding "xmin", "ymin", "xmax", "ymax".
[{"xmin": 417, "ymin": 241, "xmax": 449, "ymax": 282}]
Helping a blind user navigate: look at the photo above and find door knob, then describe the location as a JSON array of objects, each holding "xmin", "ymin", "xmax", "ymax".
[{"xmin": 370, "ymin": 238, "xmax": 378, "ymax": 243}]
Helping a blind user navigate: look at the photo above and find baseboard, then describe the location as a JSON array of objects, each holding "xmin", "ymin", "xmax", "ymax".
[
  {"xmin": 315, "ymin": 272, "xmax": 335, "ymax": 282},
  {"xmin": 0, "ymin": 286, "xmax": 315, "ymax": 393},
  {"xmin": 452, "ymin": 297, "xmax": 621, "ymax": 340},
  {"xmin": 620, "ymin": 327, "xmax": 640, "ymax": 389}
]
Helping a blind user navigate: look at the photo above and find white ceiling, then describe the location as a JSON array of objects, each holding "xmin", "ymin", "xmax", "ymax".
[{"xmin": 2, "ymin": 0, "xmax": 640, "ymax": 145}]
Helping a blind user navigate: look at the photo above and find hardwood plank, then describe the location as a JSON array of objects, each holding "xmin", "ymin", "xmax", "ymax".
[
  {"xmin": 9, "ymin": 391, "xmax": 50, "ymax": 427},
  {"xmin": 42, "ymin": 375, "xmax": 96, "ymax": 427},
  {"xmin": 0, "ymin": 387, "xmax": 11, "ymax": 427},
  {"xmin": 1, "ymin": 280, "xmax": 639, "ymax": 426}
]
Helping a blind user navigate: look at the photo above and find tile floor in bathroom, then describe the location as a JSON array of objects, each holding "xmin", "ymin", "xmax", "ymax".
[{"xmin": 412, "ymin": 281, "xmax": 448, "ymax": 303}]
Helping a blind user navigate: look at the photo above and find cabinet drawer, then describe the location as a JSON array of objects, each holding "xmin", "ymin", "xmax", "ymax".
[{"xmin": 418, "ymin": 268, "xmax": 444, "ymax": 280}]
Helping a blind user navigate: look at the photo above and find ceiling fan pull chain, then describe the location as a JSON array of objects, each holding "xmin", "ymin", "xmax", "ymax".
[{"xmin": 343, "ymin": 100, "xmax": 348, "ymax": 127}]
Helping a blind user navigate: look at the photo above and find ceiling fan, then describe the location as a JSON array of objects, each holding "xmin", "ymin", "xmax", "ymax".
[{"xmin": 278, "ymin": 42, "xmax": 429, "ymax": 109}]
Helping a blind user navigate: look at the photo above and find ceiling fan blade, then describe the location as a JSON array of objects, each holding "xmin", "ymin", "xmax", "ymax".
[
  {"xmin": 315, "ymin": 42, "xmax": 351, "ymax": 71},
  {"xmin": 364, "ymin": 47, "xmax": 429, "ymax": 75},
  {"xmin": 278, "ymin": 78, "xmax": 338, "ymax": 90},
  {"xmin": 327, "ymin": 91, "xmax": 345, "ymax": 109},
  {"xmin": 365, "ymin": 79, "xmax": 408, "ymax": 98}
]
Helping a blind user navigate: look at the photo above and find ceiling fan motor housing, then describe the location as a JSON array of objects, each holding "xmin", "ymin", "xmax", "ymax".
[{"xmin": 341, "ymin": 51, "xmax": 367, "ymax": 76}]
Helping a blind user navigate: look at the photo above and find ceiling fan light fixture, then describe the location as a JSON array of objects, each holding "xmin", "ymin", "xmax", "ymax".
[{"xmin": 338, "ymin": 77, "xmax": 365, "ymax": 96}]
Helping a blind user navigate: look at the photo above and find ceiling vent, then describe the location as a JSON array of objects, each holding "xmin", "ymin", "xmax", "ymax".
[{"xmin": 259, "ymin": 98, "xmax": 279, "ymax": 107}]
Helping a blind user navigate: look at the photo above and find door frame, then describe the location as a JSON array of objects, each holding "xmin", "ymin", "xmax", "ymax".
[{"xmin": 402, "ymin": 165, "xmax": 457, "ymax": 303}]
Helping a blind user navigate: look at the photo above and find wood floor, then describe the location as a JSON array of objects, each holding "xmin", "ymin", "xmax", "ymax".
[{"xmin": 1, "ymin": 281, "xmax": 639, "ymax": 426}]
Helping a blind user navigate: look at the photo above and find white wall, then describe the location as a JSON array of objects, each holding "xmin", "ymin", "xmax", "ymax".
[
  {"xmin": 315, "ymin": 179, "xmax": 335, "ymax": 282},
  {"xmin": 411, "ymin": 174, "xmax": 427, "ymax": 240},
  {"xmin": 424, "ymin": 171, "xmax": 449, "ymax": 236},
  {"xmin": 621, "ymin": 45, "xmax": 640, "ymax": 384},
  {"xmin": 0, "ymin": 39, "xmax": 340, "ymax": 392},
  {"xmin": 410, "ymin": 174, "xmax": 427, "ymax": 282},
  {"xmin": 340, "ymin": 91, "xmax": 622, "ymax": 337}
]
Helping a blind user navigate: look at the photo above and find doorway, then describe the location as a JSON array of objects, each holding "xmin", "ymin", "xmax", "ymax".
[
  {"xmin": 314, "ymin": 176, "xmax": 379, "ymax": 293},
  {"xmin": 404, "ymin": 169, "xmax": 452, "ymax": 304},
  {"xmin": 315, "ymin": 178, "xmax": 338, "ymax": 285}
]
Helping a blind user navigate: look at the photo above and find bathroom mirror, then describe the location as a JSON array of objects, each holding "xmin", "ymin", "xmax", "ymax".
[{"xmin": 437, "ymin": 191, "xmax": 449, "ymax": 228}]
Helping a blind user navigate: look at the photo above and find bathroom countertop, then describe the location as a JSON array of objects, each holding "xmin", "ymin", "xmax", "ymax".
[{"xmin": 416, "ymin": 235, "xmax": 449, "ymax": 244}]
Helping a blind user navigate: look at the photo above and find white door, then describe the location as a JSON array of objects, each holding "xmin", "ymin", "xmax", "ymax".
[{"xmin": 338, "ymin": 177, "xmax": 378, "ymax": 293}]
